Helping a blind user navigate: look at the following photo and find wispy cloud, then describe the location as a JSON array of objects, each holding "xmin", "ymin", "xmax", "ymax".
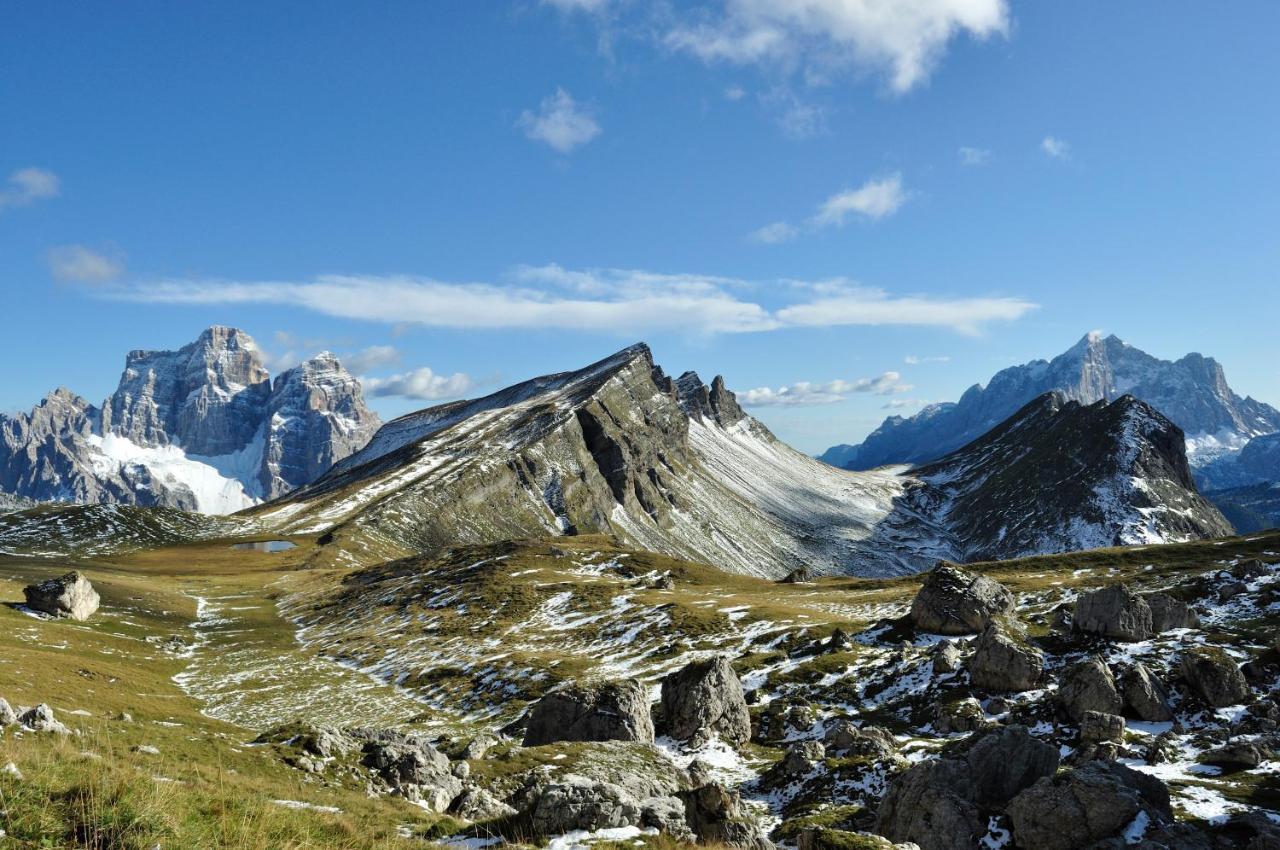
[
  {"xmin": 958, "ymin": 146, "xmax": 991, "ymax": 166},
  {"xmin": 812, "ymin": 173, "xmax": 909, "ymax": 226},
  {"xmin": 882, "ymin": 398, "xmax": 930, "ymax": 409},
  {"xmin": 518, "ymin": 88, "xmax": 601, "ymax": 154},
  {"xmin": 542, "ymin": 0, "xmax": 610, "ymax": 11},
  {"xmin": 724, "ymin": 85, "xmax": 747, "ymax": 101},
  {"xmin": 904, "ymin": 354, "xmax": 949, "ymax": 365},
  {"xmin": 1041, "ymin": 135, "xmax": 1071, "ymax": 160},
  {"xmin": 47, "ymin": 244, "xmax": 125, "ymax": 283},
  {"xmin": 343, "ymin": 344, "xmax": 403, "ymax": 374},
  {"xmin": 94, "ymin": 266, "xmax": 1037, "ymax": 337},
  {"xmin": 661, "ymin": 0, "xmax": 1010, "ymax": 94},
  {"xmin": 0, "ymin": 167, "xmax": 60, "ymax": 210},
  {"xmin": 749, "ymin": 221, "xmax": 799, "ymax": 245},
  {"xmin": 362, "ymin": 367, "xmax": 474, "ymax": 401},
  {"xmin": 741, "ymin": 372, "xmax": 912, "ymax": 407}
]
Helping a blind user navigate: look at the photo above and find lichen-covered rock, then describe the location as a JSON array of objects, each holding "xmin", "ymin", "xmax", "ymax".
[
  {"xmin": 1079, "ymin": 711, "xmax": 1126, "ymax": 745},
  {"xmin": 964, "ymin": 725, "xmax": 1060, "ymax": 810},
  {"xmin": 528, "ymin": 775, "xmax": 642, "ymax": 835},
  {"xmin": 662, "ymin": 656, "xmax": 751, "ymax": 746},
  {"xmin": 823, "ymin": 722, "xmax": 898, "ymax": 762},
  {"xmin": 362, "ymin": 739, "xmax": 462, "ymax": 811},
  {"xmin": 875, "ymin": 758, "xmax": 982, "ymax": 850},
  {"xmin": 1006, "ymin": 760, "xmax": 1171, "ymax": 850},
  {"xmin": 1180, "ymin": 647, "xmax": 1249, "ymax": 707},
  {"xmin": 523, "ymin": 679, "xmax": 654, "ymax": 746},
  {"xmin": 930, "ymin": 640, "xmax": 963, "ymax": 673},
  {"xmin": 934, "ymin": 698, "xmax": 986, "ymax": 734},
  {"xmin": 449, "ymin": 785, "xmax": 518, "ymax": 822},
  {"xmin": 23, "ymin": 571, "xmax": 100, "ymax": 620},
  {"xmin": 1119, "ymin": 662, "xmax": 1174, "ymax": 722},
  {"xmin": 1144, "ymin": 592, "xmax": 1198, "ymax": 632},
  {"xmin": 1058, "ymin": 656, "xmax": 1123, "ymax": 721},
  {"xmin": 1073, "ymin": 584, "xmax": 1152, "ymax": 641},
  {"xmin": 909, "ymin": 565, "xmax": 1014, "ymax": 635},
  {"xmin": 968, "ymin": 624, "xmax": 1043, "ymax": 692}
]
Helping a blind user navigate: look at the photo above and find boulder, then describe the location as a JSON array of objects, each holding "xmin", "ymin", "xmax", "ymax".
[
  {"xmin": 1144, "ymin": 592, "xmax": 1198, "ymax": 632},
  {"xmin": 18, "ymin": 703, "xmax": 69, "ymax": 734},
  {"xmin": 1079, "ymin": 711, "xmax": 1126, "ymax": 745},
  {"xmin": 1058, "ymin": 656, "xmax": 1123, "ymax": 721},
  {"xmin": 0, "ymin": 698, "xmax": 16, "ymax": 727},
  {"xmin": 449, "ymin": 785, "xmax": 518, "ymax": 822},
  {"xmin": 934, "ymin": 698, "xmax": 986, "ymax": 734},
  {"xmin": 460, "ymin": 733, "xmax": 500, "ymax": 760},
  {"xmin": 662, "ymin": 656, "xmax": 751, "ymax": 746},
  {"xmin": 964, "ymin": 725, "xmax": 1060, "ymax": 810},
  {"xmin": 875, "ymin": 758, "xmax": 982, "ymax": 850},
  {"xmin": 1073, "ymin": 584, "xmax": 1151, "ymax": 641},
  {"xmin": 1180, "ymin": 647, "xmax": 1250, "ymax": 707},
  {"xmin": 523, "ymin": 679, "xmax": 654, "ymax": 746},
  {"xmin": 1006, "ymin": 761, "xmax": 1171, "ymax": 850},
  {"xmin": 761, "ymin": 741, "xmax": 826, "ymax": 789},
  {"xmin": 1200, "ymin": 741, "xmax": 1266, "ymax": 769},
  {"xmin": 1119, "ymin": 662, "xmax": 1174, "ymax": 722},
  {"xmin": 824, "ymin": 721, "xmax": 898, "ymax": 762},
  {"xmin": 362, "ymin": 739, "xmax": 462, "ymax": 811},
  {"xmin": 909, "ymin": 565, "xmax": 1014, "ymax": 635},
  {"xmin": 22, "ymin": 571, "xmax": 100, "ymax": 621},
  {"xmin": 930, "ymin": 640, "xmax": 963, "ymax": 674},
  {"xmin": 679, "ymin": 781, "xmax": 772, "ymax": 850},
  {"xmin": 779, "ymin": 567, "xmax": 812, "ymax": 584},
  {"xmin": 753, "ymin": 698, "xmax": 817, "ymax": 745},
  {"xmin": 968, "ymin": 624, "xmax": 1043, "ymax": 692},
  {"xmin": 528, "ymin": 775, "xmax": 642, "ymax": 836}
]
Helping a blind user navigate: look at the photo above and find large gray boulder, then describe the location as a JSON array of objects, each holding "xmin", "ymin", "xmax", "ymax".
[
  {"xmin": 523, "ymin": 680, "xmax": 654, "ymax": 746},
  {"xmin": 528, "ymin": 775, "xmax": 642, "ymax": 835},
  {"xmin": 875, "ymin": 758, "xmax": 982, "ymax": 850},
  {"xmin": 1079, "ymin": 710, "xmax": 1126, "ymax": 745},
  {"xmin": 964, "ymin": 725, "xmax": 1060, "ymax": 810},
  {"xmin": 362, "ymin": 738, "xmax": 462, "ymax": 812},
  {"xmin": 1007, "ymin": 760, "xmax": 1171, "ymax": 850},
  {"xmin": 909, "ymin": 565, "xmax": 1015, "ymax": 635},
  {"xmin": 661, "ymin": 656, "xmax": 751, "ymax": 746},
  {"xmin": 968, "ymin": 624, "xmax": 1043, "ymax": 692},
  {"xmin": 1145, "ymin": 592, "xmax": 1198, "ymax": 632},
  {"xmin": 17, "ymin": 703, "xmax": 70, "ymax": 735},
  {"xmin": 1180, "ymin": 647, "xmax": 1250, "ymax": 707},
  {"xmin": 679, "ymin": 781, "xmax": 772, "ymax": 850},
  {"xmin": 1072, "ymin": 584, "xmax": 1151, "ymax": 641},
  {"xmin": 1119, "ymin": 662, "xmax": 1174, "ymax": 722},
  {"xmin": 1058, "ymin": 656, "xmax": 1123, "ymax": 721},
  {"xmin": 23, "ymin": 571, "xmax": 100, "ymax": 620}
]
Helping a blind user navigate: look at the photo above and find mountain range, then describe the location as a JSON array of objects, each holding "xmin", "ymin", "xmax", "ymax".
[
  {"xmin": 0, "ymin": 326, "xmax": 380, "ymax": 513},
  {"xmin": 249, "ymin": 343, "xmax": 1229, "ymax": 578},
  {"xmin": 820, "ymin": 332, "xmax": 1280, "ymax": 473}
]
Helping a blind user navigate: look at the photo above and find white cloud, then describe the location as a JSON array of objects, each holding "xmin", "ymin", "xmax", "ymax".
[
  {"xmin": 663, "ymin": 0, "xmax": 1010, "ymax": 94},
  {"xmin": 362, "ymin": 367, "xmax": 474, "ymax": 401},
  {"xmin": 1041, "ymin": 135, "xmax": 1071, "ymax": 159},
  {"xmin": 958, "ymin": 146, "xmax": 991, "ymax": 166},
  {"xmin": 760, "ymin": 88, "xmax": 828, "ymax": 139},
  {"xmin": 47, "ymin": 244, "xmax": 125, "ymax": 283},
  {"xmin": 724, "ymin": 85, "xmax": 747, "ymax": 101},
  {"xmin": 343, "ymin": 344, "xmax": 403, "ymax": 374},
  {"xmin": 741, "ymin": 371, "xmax": 913, "ymax": 407},
  {"xmin": 775, "ymin": 281, "xmax": 1037, "ymax": 336},
  {"xmin": 0, "ymin": 167, "xmax": 60, "ymax": 210},
  {"xmin": 904, "ymin": 354, "xmax": 949, "ymax": 364},
  {"xmin": 542, "ymin": 0, "xmax": 610, "ymax": 11},
  {"xmin": 749, "ymin": 221, "xmax": 799, "ymax": 244},
  {"xmin": 882, "ymin": 398, "xmax": 929, "ymax": 409},
  {"xmin": 518, "ymin": 88, "xmax": 601, "ymax": 154},
  {"xmin": 99, "ymin": 267, "xmax": 1037, "ymax": 336},
  {"xmin": 811, "ymin": 173, "xmax": 909, "ymax": 226}
]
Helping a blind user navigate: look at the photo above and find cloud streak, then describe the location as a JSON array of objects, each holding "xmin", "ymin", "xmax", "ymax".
[
  {"xmin": 0, "ymin": 167, "xmax": 60, "ymax": 210},
  {"xmin": 518, "ymin": 88, "xmax": 601, "ymax": 153},
  {"xmin": 362, "ymin": 367, "xmax": 474, "ymax": 401},
  {"xmin": 47, "ymin": 244, "xmax": 125, "ymax": 283},
  {"xmin": 95, "ymin": 267, "xmax": 1037, "ymax": 336},
  {"xmin": 741, "ymin": 372, "xmax": 913, "ymax": 407}
]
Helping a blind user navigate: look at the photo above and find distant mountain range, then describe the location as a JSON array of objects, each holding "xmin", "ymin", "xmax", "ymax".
[
  {"xmin": 820, "ymin": 332, "xmax": 1280, "ymax": 473},
  {"xmin": 0, "ymin": 327, "xmax": 379, "ymax": 512},
  {"xmin": 249, "ymin": 344, "xmax": 1228, "ymax": 578}
]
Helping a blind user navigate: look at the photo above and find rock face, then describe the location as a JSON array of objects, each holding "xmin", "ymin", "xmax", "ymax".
[
  {"xmin": 1180, "ymin": 647, "xmax": 1250, "ymax": 707},
  {"xmin": 362, "ymin": 737, "xmax": 462, "ymax": 812},
  {"xmin": 968, "ymin": 624, "xmax": 1043, "ymax": 692},
  {"xmin": 1006, "ymin": 760, "xmax": 1171, "ymax": 850},
  {"xmin": 823, "ymin": 331, "xmax": 1280, "ymax": 472},
  {"xmin": 661, "ymin": 656, "xmax": 751, "ymax": 746},
  {"xmin": 251, "ymin": 345, "xmax": 1233, "ymax": 577},
  {"xmin": 0, "ymin": 327, "xmax": 379, "ymax": 513},
  {"xmin": 875, "ymin": 758, "xmax": 982, "ymax": 850},
  {"xmin": 909, "ymin": 565, "xmax": 1014, "ymax": 635},
  {"xmin": 1073, "ymin": 585, "xmax": 1198, "ymax": 641},
  {"xmin": 523, "ymin": 680, "xmax": 655, "ymax": 746},
  {"xmin": 23, "ymin": 571, "xmax": 100, "ymax": 620},
  {"xmin": 964, "ymin": 725, "xmax": 1060, "ymax": 810}
]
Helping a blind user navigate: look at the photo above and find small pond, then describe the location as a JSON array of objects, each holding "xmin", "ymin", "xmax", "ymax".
[{"xmin": 231, "ymin": 540, "xmax": 298, "ymax": 553}]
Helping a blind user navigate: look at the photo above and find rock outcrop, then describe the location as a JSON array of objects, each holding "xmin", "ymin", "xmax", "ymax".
[
  {"xmin": 661, "ymin": 656, "xmax": 751, "ymax": 746},
  {"xmin": 523, "ymin": 680, "xmax": 654, "ymax": 746},
  {"xmin": 968, "ymin": 624, "xmax": 1043, "ymax": 692},
  {"xmin": 1006, "ymin": 760, "xmax": 1171, "ymax": 850},
  {"xmin": 1180, "ymin": 647, "xmax": 1250, "ymax": 707},
  {"xmin": 1057, "ymin": 656, "xmax": 1123, "ymax": 721},
  {"xmin": 909, "ymin": 565, "xmax": 1014, "ymax": 635},
  {"xmin": 23, "ymin": 571, "xmax": 100, "ymax": 620}
]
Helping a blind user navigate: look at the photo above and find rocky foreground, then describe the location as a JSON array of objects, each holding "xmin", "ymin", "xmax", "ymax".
[{"xmin": 243, "ymin": 548, "xmax": 1280, "ymax": 850}]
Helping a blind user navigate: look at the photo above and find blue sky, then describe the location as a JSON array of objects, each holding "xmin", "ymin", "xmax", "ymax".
[{"xmin": 2, "ymin": 1, "xmax": 1277, "ymax": 453}]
